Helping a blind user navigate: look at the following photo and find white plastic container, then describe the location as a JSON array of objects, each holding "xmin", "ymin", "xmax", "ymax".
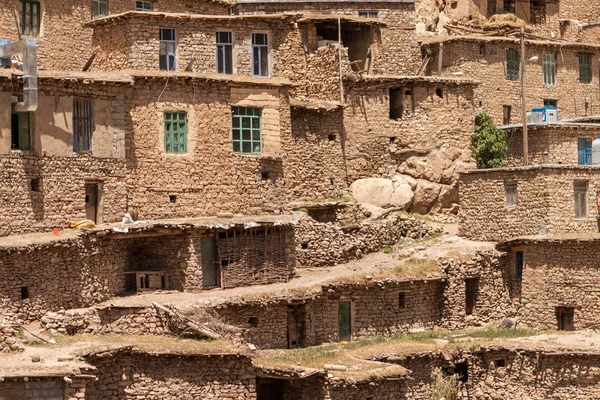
[{"xmin": 592, "ymin": 136, "xmax": 600, "ymax": 165}]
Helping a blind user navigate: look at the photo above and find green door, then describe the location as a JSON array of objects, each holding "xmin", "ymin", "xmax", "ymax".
[
  {"xmin": 338, "ymin": 301, "xmax": 351, "ymax": 341},
  {"xmin": 201, "ymin": 238, "xmax": 218, "ymax": 288}
]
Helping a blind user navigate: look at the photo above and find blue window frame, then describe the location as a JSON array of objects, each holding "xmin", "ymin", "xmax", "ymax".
[{"xmin": 578, "ymin": 137, "xmax": 593, "ymax": 165}]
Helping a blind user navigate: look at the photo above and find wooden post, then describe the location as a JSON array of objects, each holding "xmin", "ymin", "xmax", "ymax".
[
  {"xmin": 520, "ymin": 27, "xmax": 529, "ymax": 166},
  {"xmin": 437, "ymin": 43, "xmax": 444, "ymax": 75}
]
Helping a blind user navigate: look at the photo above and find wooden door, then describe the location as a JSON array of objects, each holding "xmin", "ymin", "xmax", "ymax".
[
  {"xmin": 201, "ymin": 238, "xmax": 219, "ymax": 288},
  {"xmin": 558, "ymin": 308, "xmax": 574, "ymax": 331},
  {"xmin": 85, "ymin": 183, "xmax": 98, "ymax": 223},
  {"xmin": 338, "ymin": 301, "xmax": 351, "ymax": 342}
]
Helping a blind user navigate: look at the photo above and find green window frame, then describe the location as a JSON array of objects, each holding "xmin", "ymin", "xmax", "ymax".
[
  {"xmin": 232, "ymin": 107, "xmax": 262, "ymax": 154},
  {"xmin": 579, "ymin": 53, "xmax": 592, "ymax": 84},
  {"xmin": 21, "ymin": 0, "xmax": 41, "ymax": 37},
  {"xmin": 506, "ymin": 49, "xmax": 519, "ymax": 81},
  {"xmin": 164, "ymin": 112, "xmax": 187, "ymax": 153},
  {"xmin": 11, "ymin": 112, "xmax": 31, "ymax": 151},
  {"xmin": 91, "ymin": 0, "xmax": 108, "ymax": 19},
  {"xmin": 543, "ymin": 53, "xmax": 557, "ymax": 86},
  {"xmin": 136, "ymin": 1, "xmax": 153, "ymax": 11}
]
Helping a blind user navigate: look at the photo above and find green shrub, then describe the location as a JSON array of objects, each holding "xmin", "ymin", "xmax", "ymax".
[
  {"xmin": 431, "ymin": 368, "xmax": 458, "ymax": 400},
  {"xmin": 471, "ymin": 112, "xmax": 508, "ymax": 169}
]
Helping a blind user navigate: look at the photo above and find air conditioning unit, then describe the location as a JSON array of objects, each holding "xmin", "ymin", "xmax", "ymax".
[
  {"xmin": 318, "ymin": 40, "xmax": 338, "ymax": 49},
  {"xmin": 527, "ymin": 111, "xmax": 543, "ymax": 124},
  {"xmin": 531, "ymin": 107, "xmax": 558, "ymax": 123}
]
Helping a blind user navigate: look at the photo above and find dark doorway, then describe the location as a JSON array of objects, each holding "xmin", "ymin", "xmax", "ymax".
[
  {"xmin": 85, "ymin": 183, "xmax": 99, "ymax": 223},
  {"xmin": 465, "ymin": 278, "xmax": 479, "ymax": 315},
  {"xmin": 338, "ymin": 301, "xmax": 352, "ymax": 341},
  {"xmin": 257, "ymin": 378, "xmax": 284, "ymax": 400},
  {"xmin": 124, "ymin": 274, "xmax": 137, "ymax": 294},
  {"xmin": 287, "ymin": 304, "xmax": 306, "ymax": 349},
  {"xmin": 201, "ymin": 237, "xmax": 219, "ymax": 288},
  {"xmin": 556, "ymin": 307, "xmax": 574, "ymax": 331}
]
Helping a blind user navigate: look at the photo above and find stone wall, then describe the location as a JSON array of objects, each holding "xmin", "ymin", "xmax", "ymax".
[
  {"xmin": 426, "ymin": 38, "xmax": 600, "ymax": 125},
  {"xmin": 503, "ymin": 125, "xmax": 600, "ymax": 167},
  {"xmin": 458, "ymin": 166, "xmax": 600, "ymax": 241},
  {"xmin": 503, "ymin": 238, "xmax": 600, "ymax": 330},
  {"xmin": 85, "ymin": 351, "xmax": 256, "ymax": 400},
  {"xmin": 215, "ymin": 277, "xmax": 445, "ymax": 348},
  {"xmin": 296, "ymin": 211, "xmax": 439, "ymax": 267},
  {"xmin": 0, "ymin": 377, "xmax": 88, "ymax": 400}
]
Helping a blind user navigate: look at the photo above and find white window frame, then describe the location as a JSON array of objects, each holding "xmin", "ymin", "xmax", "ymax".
[
  {"xmin": 91, "ymin": 0, "xmax": 108, "ymax": 19},
  {"xmin": 358, "ymin": 11, "xmax": 378, "ymax": 18},
  {"xmin": 159, "ymin": 28, "xmax": 177, "ymax": 71},
  {"xmin": 216, "ymin": 31, "xmax": 233, "ymax": 75},
  {"xmin": 252, "ymin": 33, "xmax": 269, "ymax": 77}
]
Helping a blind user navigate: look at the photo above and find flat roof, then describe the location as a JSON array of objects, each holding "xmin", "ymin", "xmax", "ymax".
[
  {"xmin": 459, "ymin": 164, "xmax": 600, "ymax": 175},
  {"xmin": 238, "ymin": 0, "xmax": 414, "ymax": 3},
  {"xmin": 345, "ymin": 74, "xmax": 479, "ymax": 87},
  {"xmin": 84, "ymin": 11, "xmax": 298, "ymax": 27},
  {"xmin": 497, "ymin": 233, "xmax": 600, "ymax": 249},
  {"xmin": 422, "ymin": 34, "xmax": 600, "ymax": 50},
  {"xmin": 498, "ymin": 122, "xmax": 600, "ymax": 130}
]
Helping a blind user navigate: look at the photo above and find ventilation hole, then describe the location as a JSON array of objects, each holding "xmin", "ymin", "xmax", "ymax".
[
  {"xmin": 21, "ymin": 286, "xmax": 29, "ymax": 300},
  {"xmin": 494, "ymin": 359, "xmax": 506, "ymax": 368},
  {"xmin": 328, "ymin": 134, "xmax": 337, "ymax": 142},
  {"xmin": 261, "ymin": 171, "xmax": 269, "ymax": 181},
  {"xmin": 30, "ymin": 178, "xmax": 40, "ymax": 192},
  {"xmin": 301, "ymin": 243, "xmax": 308, "ymax": 249},
  {"xmin": 169, "ymin": 195, "xmax": 177, "ymax": 203},
  {"xmin": 389, "ymin": 137, "xmax": 396, "ymax": 144},
  {"xmin": 435, "ymin": 88, "xmax": 443, "ymax": 98},
  {"xmin": 248, "ymin": 317, "xmax": 259, "ymax": 327}
]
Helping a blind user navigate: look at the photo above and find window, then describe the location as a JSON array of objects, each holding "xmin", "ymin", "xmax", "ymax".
[
  {"xmin": 338, "ymin": 301, "xmax": 351, "ymax": 341},
  {"xmin": 515, "ymin": 251, "xmax": 523, "ymax": 280},
  {"xmin": 578, "ymin": 137, "xmax": 593, "ymax": 165},
  {"xmin": 503, "ymin": 105, "xmax": 512, "ymax": 125},
  {"xmin": 574, "ymin": 181, "xmax": 588, "ymax": 219},
  {"xmin": 556, "ymin": 307, "xmax": 574, "ymax": 331},
  {"xmin": 494, "ymin": 359, "xmax": 506, "ymax": 368},
  {"xmin": 164, "ymin": 112, "xmax": 187, "ymax": 153},
  {"xmin": 73, "ymin": 99, "xmax": 93, "ymax": 152},
  {"xmin": 232, "ymin": 107, "xmax": 262, "ymax": 154},
  {"xmin": 543, "ymin": 53, "xmax": 557, "ymax": 86},
  {"xmin": 389, "ymin": 88, "xmax": 404, "ymax": 119},
  {"xmin": 503, "ymin": 0, "xmax": 515, "ymax": 13},
  {"xmin": 358, "ymin": 11, "xmax": 378, "ymax": 18},
  {"xmin": 543, "ymin": 99, "xmax": 558, "ymax": 108},
  {"xmin": 505, "ymin": 183, "xmax": 517, "ymax": 207},
  {"xmin": 398, "ymin": 292, "xmax": 406, "ymax": 309},
  {"xmin": 216, "ymin": 31, "xmax": 233, "ymax": 74},
  {"xmin": 136, "ymin": 1, "xmax": 152, "ymax": 11},
  {"xmin": 31, "ymin": 178, "xmax": 40, "ymax": 192},
  {"xmin": 11, "ymin": 112, "xmax": 31, "ymax": 150},
  {"xmin": 506, "ymin": 49, "xmax": 519, "ymax": 81},
  {"xmin": 248, "ymin": 317, "xmax": 259, "ymax": 327},
  {"xmin": 159, "ymin": 28, "xmax": 176, "ymax": 71},
  {"xmin": 252, "ymin": 33, "xmax": 269, "ymax": 77},
  {"xmin": 91, "ymin": 0, "xmax": 108, "ymax": 19},
  {"xmin": 579, "ymin": 53, "xmax": 592, "ymax": 84},
  {"xmin": 465, "ymin": 278, "xmax": 478, "ymax": 316},
  {"xmin": 21, "ymin": 287, "xmax": 29, "ymax": 300},
  {"xmin": 21, "ymin": 0, "xmax": 41, "ymax": 37},
  {"xmin": 479, "ymin": 43, "xmax": 486, "ymax": 56}
]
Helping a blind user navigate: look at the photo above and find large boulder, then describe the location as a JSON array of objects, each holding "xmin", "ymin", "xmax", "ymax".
[
  {"xmin": 412, "ymin": 179, "xmax": 442, "ymax": 214},
  {"xmin": 350, "ymin": 176, "xmax": 414, "ymax": 209}
]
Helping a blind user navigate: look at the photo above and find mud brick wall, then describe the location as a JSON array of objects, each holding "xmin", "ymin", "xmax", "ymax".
[
  {"xmin": 459, "ymin": 166, "xmax": 600, "ymax": 241},
  {"xmin": 504, "ymin": 239, "xmax": 600, "ymax": 330},
  {"xmin": 86, "ymin": 352, "xmax": 257, "ymax": 400},
  {"xmin": 220, "ymin": 226, "xmax": 296, "ymax": 288},
  {"xmin": 90, "ymin": 15, "xmax": 300, "ymax": 78},
  {"xmin": 124, "ymin": 81, "xmax": 290, "ymax": 219},
  {"xmin": 296, "ymin": 213, "xmax": 439, "ymax": 267},
  {"xmin": 343, "ymin": 82, "xmax": 477, "ymax": 211},
  {"xmin": 503, "ymin": 126, "xmax": 599, "ymax": 167},
  {"xmin": 441, "ymin": 250, "xmax": 515, "ymax": 329},
  {"xmin": 426, "ymin": 39, "xmax": 600, "ymax": 125},
  {"xmin": 465, "ymin": 349, "xmax": 600, "ymax": 399},
  {"xmin": 235, "ymin": 2, "xmax": 423, "ymax": 76},
  {"xmin": 0, "ymin": 377, "xmax": 89, "ymax": 400}
]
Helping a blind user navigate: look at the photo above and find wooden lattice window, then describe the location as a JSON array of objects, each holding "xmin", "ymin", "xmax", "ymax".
[
  {"xmin": 506, "ymin": 49, "xmax": 519, "ymax": 81},
  {"xmin": 164, "ymin": 112, "xmax": 187, "ymax": 153},
  {"xmin": 73, "ymin": 99, "xmax": 93, "ymax": 152},
  {"xmin": 579, "ymin": 53, "xmax": 592, "ymax": 84},
  {"xmin": 21, "ymin": 0, "xmax": 41, "ymax": 37}
]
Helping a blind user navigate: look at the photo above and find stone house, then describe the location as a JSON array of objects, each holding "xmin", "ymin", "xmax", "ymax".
[
  {"xmin": 0, "ymin": 217, "xmax": 296, "ymax": 323},
  {"xmin": 497, "ymin": 235, "xmax": 600, "ymax": 331},
  {"xmin": 458, "ymin": 165, "xmax": 600, "ymax": 241},
  {"xmin": 424, "ymin": 37, "xmax": 600, "ymax": 125}
]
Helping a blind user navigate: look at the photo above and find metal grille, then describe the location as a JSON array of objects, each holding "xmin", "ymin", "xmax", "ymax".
[
  {"xmin": 91, "ymin": 0, "xmax": 108, "ymax": 19},
  {"xmin": 579, "ymin": 53, "xmax": 592, "ymax": 84},
  {"xmin": 164, "ymin": 112, "xmax": 187, "ymax": 153},
  {"xmin": 21, "ymin": 0, "xmax": 41, "ymax": 37},
  {"xmin": 543, "ymin": 53, "xmax": 557, "ymax": 86},
  {"xmin": 515, "ymin": 251, "xmax": 523, "ymax": 279},
  {"xmin": 574, "ymin": 181, "xmax": 588, "ymax": 219},
  {"xmin": 73, "ymin": 99, "xmax": 93, "ymax": 152},
  {"xmin": 506, "ymin": 49, "xmax": 519, "ymax": 81}
]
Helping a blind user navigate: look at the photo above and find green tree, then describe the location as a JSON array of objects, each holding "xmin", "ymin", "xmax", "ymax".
[{"xmin": 471, "ymin": 112, "xmax": 508, "ymax": 168}]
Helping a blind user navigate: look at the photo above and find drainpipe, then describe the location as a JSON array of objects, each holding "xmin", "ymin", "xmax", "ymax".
[{"xmin": 0, "ymin": 40, "xmax": 38, "ymax": 112}]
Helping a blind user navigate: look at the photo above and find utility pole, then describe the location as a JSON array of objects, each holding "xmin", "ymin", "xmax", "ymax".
[{"xmin": 520, "ymin": 27, "xmax": 528, "ymax": 166}]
